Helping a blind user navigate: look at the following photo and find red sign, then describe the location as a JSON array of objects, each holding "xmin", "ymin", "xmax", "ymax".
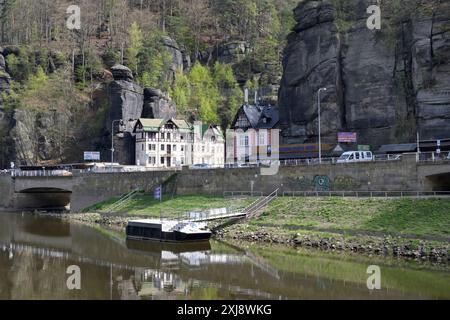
[{"xmin": 338, "ymin": 132, "xmax": 357, "ymax": 143}]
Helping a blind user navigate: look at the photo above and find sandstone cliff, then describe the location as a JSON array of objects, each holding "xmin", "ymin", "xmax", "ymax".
[{"xmin": 279, "ymin": 0, "xmax": 450, "ymax": 148}]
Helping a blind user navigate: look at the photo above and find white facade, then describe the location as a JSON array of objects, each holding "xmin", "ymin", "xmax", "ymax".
[
  {"xmin": 134, "ymin": 119, "xmax": 224, "ymax": 168},
  {"xmin": 193, "ymin": 125, "xmax": 225, "ymax": 165}
]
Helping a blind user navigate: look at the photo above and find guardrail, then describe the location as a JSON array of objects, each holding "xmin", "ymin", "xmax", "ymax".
[
  {"xmin": 282, "ymin": 190, "xmax": 450, "ymax": 198},
  {"xmin": 11, "ymin": 170, "xmax": 73, "ymax": 177},
  {"xmin": 417, "ymin": 151, "xmax": 450, "ymax": 163}
]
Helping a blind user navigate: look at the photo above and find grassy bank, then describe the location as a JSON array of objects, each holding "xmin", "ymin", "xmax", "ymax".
[
  {"xmin": 251, "ymin": 197, "xmax": 450, "ymax": 239},
  {"xmin": 77, "ymin": 195, "xmax": 449, "ymax": 262},
  {"xmin": 87, "ymin": 195, "xmax": 254, "ymax": 218}
]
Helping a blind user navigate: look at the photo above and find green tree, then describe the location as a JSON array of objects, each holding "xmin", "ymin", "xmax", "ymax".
[
  {"xmin": 137, "ymin": 33, "xmax": 173, "ymax": 90},
  {"xmin": 213, "ymin": 62, "xmax": 243, "ymax": 128},
  {"xmin": 171, "ymin": 70, "xmax": 192, "ymax": 116},
  {"xmin": 126, "ymin": 22, "xmax": 144, "ymax": 75},
  {"xmin": 188, "ymin": 62, "xmax": 220, "ymax": 124}
]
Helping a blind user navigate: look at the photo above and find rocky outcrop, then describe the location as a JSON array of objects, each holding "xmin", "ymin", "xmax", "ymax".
[
  {"xmin": 108, "ymin": 64, "xmax": 144, "ymax": 133},
  {"xmin": 215, "ymin": 41, "xmax": 250, "ymax": 64},
  {"xmin": 10, "ymin": 109, "xmax": 72, "ymax": 165},
  {"xmin": 279, "ymin": 0, "xmax": 450, "ymax": 147},
  {"xmin": 142, "ymin": 88, "xmax": 177, "ymax": 119},
  {"xmin": 162, "ymin": 36, "xmax": 190, "ymax": 83}
]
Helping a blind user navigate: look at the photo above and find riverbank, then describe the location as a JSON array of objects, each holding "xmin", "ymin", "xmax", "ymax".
[{"xmin": 60, "ymin": 196, "xmax": 449, "ymax": 263}]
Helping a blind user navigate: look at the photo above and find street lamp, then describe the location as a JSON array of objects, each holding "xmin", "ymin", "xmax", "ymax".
[
  {"xmin": 111, "ymin": 119, "xmax": 124, "ymax": 168},
  {"xmin": 317, "ymin": 87, "xmax": 328, "ymax": 164}
]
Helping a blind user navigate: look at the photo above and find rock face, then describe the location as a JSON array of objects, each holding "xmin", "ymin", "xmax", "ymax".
[
  {"xmin": 10, "ymin": 109, "xmax": 71, "ymax": 165},
  {"xmin": 162, "ymin": 36, "xmax": 190, "ymax": 83},
  {"xmin": 216, "ymin": 41, "xmax": 250, "ymax": 64},
  {"xmin": 108, "ymin": 64, "xmax": 144, "ymax": 133},
  {"xmin": 107, "ymin": 64, "xmax": 178, "ymax": 165},
  {"xmin": 142, "ymin": 88, "xmax": 177, "ymax": 119},
  {"xmin": 279, "ymin": 0, "xmax": 450, "ymax": 147}
]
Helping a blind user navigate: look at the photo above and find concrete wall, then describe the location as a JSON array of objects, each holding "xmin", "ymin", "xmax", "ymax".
[
  {"xmin": 71, "ymin": 170, "xmax": 176, "ymax": 212},
  {"xmin": 174, "ymin": 155, "xmax": 420, "ymax": 196},
  {"xmin": 0, "ymin": 174, "xmax": 14, "ymax": 210},
  {"xmin": 5, "ymin": 154, "xmax": 449, "ymax": 213}
]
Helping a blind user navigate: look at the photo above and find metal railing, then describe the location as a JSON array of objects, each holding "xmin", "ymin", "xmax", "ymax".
[
  {"xmin": 282, "ymin": 190, "xmax": 450, "ymax": 198},
  {"xmin": 106, "ymin": 189, "xmax": 143, "ymax": 213},
  {"xmin": 11, "ymin": 170, "xmax": 73, "ymax": 178},
  {"xmin": 417, "ymin": 151, "xmax": 450, "ymax": 163},
  {"xmin": 223, "ymin": 191, "xmax": 263, "ymax": 198},
  {"xmin": 243, "ymin": 189, "xmax": 279, "ymax": 218}
]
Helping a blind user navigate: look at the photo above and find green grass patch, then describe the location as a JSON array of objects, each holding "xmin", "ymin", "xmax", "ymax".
[
  {"xmin": 90, "ymin": 195, "xmax": 255, "ymax": 218},
  {"xmin": 253, "ymin": 198, "xmax": 450, "ymax": 239}
]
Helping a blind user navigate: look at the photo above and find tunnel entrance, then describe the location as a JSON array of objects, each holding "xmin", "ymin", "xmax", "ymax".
[
  {"xmin": 16, "ymin": 188, "xmax": 72, "ymax": 212},
  {"xmin": 426, "ymin": 173, "xmax": 450, "ymax": 192}
]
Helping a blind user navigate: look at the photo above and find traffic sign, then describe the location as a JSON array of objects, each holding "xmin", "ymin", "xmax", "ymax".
[{"xmin": 154, "ymin": 186, "xmax": 162, "ymax": 201}]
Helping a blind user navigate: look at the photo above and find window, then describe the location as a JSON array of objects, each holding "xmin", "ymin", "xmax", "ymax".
[
  {"xmin": 161, "ymin": 133, "xmax": 165, "ymax": 140},
  {"xmin": 161, "ymin": 157, "xmax": 165, "ymax": 164},
  {"xmin": 181, "ymin": 145, "xmax": 184, "ymax": 152},
  {"xmin": 167, "ymin": 133, "xmax": 171, "ymax": 140},
  {"xmin": 161, "ymin": 144, "xmax": 165, "ymax": 151},
  {"xmin": 181, "ymin": 135, "xmax": 184, "ymax": 141},
  {"xmin": 259, "ymin": 133, "xmax": 266, "ymax": 146},
  {"xmin": 240, "ymin": 136, "xmax": 249, "ymax": 147},
  {"xmin": 173, "ymin": 145, "xmax": 177, "ymax": 152}
]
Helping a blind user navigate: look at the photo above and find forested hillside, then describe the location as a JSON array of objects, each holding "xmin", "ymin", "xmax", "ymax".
[{"xmin": 0, "ymin": 0, "xmax": 297, "ymax": 167}]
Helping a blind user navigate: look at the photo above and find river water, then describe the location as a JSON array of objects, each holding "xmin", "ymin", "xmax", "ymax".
[{"xmin": 0, "ymin": 213, "xmax": 448, "ymax": 300}]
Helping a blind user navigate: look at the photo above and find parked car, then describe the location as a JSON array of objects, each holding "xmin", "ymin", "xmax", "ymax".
[
  {"xmin": 337, "ymin": 151, "xmax": 374, "ymax": 164},
  {"xmin": 191, "ymin": 164, "xmax": 210, "ymax": 170}
]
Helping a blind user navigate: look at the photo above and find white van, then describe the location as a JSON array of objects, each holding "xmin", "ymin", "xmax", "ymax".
[{"xmin": 337, "ymin": 151, "xmax": 373, "ymax": 163}]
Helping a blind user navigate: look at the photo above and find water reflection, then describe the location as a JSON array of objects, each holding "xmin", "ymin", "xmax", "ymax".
[{"xmin": 0, "ymin": 213, "xmax": 448, "ymax": 300}]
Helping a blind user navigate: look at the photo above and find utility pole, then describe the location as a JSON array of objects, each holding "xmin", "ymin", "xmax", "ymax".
[{"xmin": 111, "ymin": 119, "xmax": 123, "ymax": 170}]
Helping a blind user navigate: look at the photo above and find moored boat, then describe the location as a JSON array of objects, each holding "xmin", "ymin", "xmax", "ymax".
[{"xmin": 126, "ymin": 219, "xmax": 212, "ymax": 243}]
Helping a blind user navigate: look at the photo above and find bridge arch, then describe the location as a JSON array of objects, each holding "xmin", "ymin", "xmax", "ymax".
[
  {"xmin": 418, "ymin": 163, "xmax": 450, "ymax": 192},
  {"xmin": 15, "ymin": 187, "xmax": 72, "ymax": 211}
]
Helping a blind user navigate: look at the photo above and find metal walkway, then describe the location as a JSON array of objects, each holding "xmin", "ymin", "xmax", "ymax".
[{"xmin": 186, "ymin": 189, "xmax": 279, "ymax": 223}]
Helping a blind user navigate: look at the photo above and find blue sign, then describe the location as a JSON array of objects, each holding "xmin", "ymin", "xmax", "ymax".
[{"xmin": 154, "ymin": 186, "xmax": 162, "ymax": 201}]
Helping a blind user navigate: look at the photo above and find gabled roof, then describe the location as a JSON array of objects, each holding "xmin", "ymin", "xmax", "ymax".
[
  {"xmin": 134, "ymin": 118, "xmax": 193, "ymax": 133},
  {"xmin": 231, "ymin": 104, "xmax": 279, "ymax": 130},
  {"xmin": 194, "ymin": 123, "xmax": 224, "ymax": 139},
  {"xmin": 172, "ymin": 119, "xmax": 192, "ymax": 131}
]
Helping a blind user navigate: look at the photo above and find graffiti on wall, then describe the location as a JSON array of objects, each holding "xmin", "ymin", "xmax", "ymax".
[
  {"xmin": 290, "ymin": 175, "xmax": 360, "ymax": 191},
  {"xmin": 313, "ymin": 176, "xmax": 330, "ymax": 191},
  {"xmin": 333, "ymin": 176, "xmax": 360, "ymax": 191}
]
